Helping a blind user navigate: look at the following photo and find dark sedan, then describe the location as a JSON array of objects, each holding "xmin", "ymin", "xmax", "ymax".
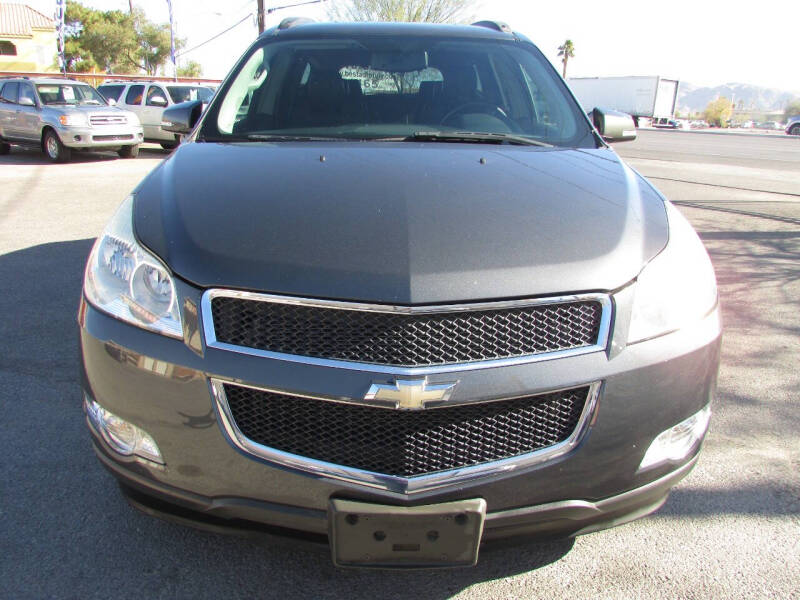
[{"xmin": 79, "ymin": 20, "xmax": 720, "ymax": 569}]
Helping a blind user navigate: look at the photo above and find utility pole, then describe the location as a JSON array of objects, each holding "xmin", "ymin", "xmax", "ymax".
[
  {"xmin": 257, "ymin": 0, "xmax": 266, "ymax": 33},
  {"xmin": 128, "ymin": 0, "xmax": 134, "ymax": 13}
]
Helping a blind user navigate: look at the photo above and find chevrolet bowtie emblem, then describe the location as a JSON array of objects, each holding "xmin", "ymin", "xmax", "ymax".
[{"xmin": 364, "ymin": 378, "xmax": 458, "ymax": 410}]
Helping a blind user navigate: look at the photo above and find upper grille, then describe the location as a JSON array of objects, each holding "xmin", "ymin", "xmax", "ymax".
[
  {"xmin": 209, "ymin": 295, "xmax": 604, "ymax": 368},
  {"xmin": 223, "ymin": 383, "xmax": 591, "ymax": 478},
  {"xmin": 90, "ymin": 115, "xmax": 127, "ymax": 126}
]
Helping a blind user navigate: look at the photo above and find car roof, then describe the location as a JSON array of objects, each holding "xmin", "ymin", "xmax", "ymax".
[
  {"xmin": 19, "ymin": 78, "xmax": 93, "ymax": 85},
  {"xmin": 262, "ymin": 20, "xmax": 522, "ymax": 42}
]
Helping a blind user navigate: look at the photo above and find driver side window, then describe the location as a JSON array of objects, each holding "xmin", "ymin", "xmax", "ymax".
[
  {"xmin": 146, "ymin": 86, "xmax": 167, "ymax": 106},
  {"xmin": 19, "ymin": 83, "xmax": 36, "ymax": 105}
]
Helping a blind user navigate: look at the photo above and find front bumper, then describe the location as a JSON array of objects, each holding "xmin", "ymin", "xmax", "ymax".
[
  {"xmin": 79, "ymin": 282, "xmax": 721, "ymax": 545},
  {"xmin": 57, "ymin": 124, "xmax": 144, "ymax": 148},
  {"xmin": 95, "ymin": 433, "xmax": 699, "ymax": 545}
]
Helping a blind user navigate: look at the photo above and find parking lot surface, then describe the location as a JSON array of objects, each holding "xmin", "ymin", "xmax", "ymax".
[{"xmin": 1, "ymin": 134, "xmax": 798, "ymax": 599}]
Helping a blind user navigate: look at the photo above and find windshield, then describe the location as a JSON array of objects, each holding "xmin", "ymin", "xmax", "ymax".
[
  {"xmin": 201, "ymin": 35, "xmax": 594, "ymax": 147},
  {"xmin": 167, "ymin": 85, "xmax": 214, "ymax": 104},
  {"xmin": 36, "ymin": 84, "xmax": 107, "ymax": 106}
]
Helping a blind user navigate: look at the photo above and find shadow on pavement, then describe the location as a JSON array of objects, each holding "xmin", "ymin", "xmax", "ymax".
[{"xmin": 0, "ymin": 143, "xmax": 168, "ymax": 165}]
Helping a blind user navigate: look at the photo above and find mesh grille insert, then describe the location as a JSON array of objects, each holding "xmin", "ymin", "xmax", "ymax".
[
  {"xmin": 223, "ymin": 384, "xmax": 591, "ymax": 478},
  {"xmin": 210, "ymin": 296, "xmax": 604, "ymax": 367}
]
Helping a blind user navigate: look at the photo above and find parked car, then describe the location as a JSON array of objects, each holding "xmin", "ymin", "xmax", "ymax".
[
  {"xmin": 0, "ymin": 77, "xmax": 143, "ymax": 162},
  {"xmin": 97, "ymin": 80, "xmax": 214, "ymax": 149},
  {"xmin": 652, "ymin": 117, "xmax": 682, "ymax": 129},
  {"xmin": 757, "ymin": 121, "xmax": 782, "ymax": 130},
  {"xmin": 786, "ymin": 116, "xmax": 800, "ymax": 135},
  {"xmin": 80, "ymin": 19, "xmax": 720, "ymax": 569}
]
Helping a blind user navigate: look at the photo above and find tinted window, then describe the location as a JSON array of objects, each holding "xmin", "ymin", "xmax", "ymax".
[
  {"xmin": 125, "ymin": 85, "xmax": 145, "ymax": 105},
  {"xmin": 204, "ymin": 35, "xmax": 592, "ymax": 147},
  {"xmin": 166, "ymin": 85, "xmax": 213, "ymax": 104},
  {"xmin": 0, "ymin": 82, "xmax": 19, "ymax": 104},
  {"xmin": 98, "ymin": 85, "xmax": 125, "ymax": 102},
  {"xmin": 18, "ymin": 83, "xmax": 36, "ymax": 105},
  {"xmin": 146, "ymin": 85, "xmax": 168, "ymax": 106}
]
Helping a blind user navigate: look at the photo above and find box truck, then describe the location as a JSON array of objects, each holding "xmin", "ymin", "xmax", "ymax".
[{"xmin": 567, "ymin": 76, "xmax": 679, "ymax": 126}]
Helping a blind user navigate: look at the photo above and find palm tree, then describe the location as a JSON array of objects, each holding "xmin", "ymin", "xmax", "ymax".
[{"xmin": 557, "ymin": 40, "xmax": 575, "ymax": 79}]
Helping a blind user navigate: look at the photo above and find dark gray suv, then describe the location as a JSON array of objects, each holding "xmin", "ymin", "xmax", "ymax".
[{"xmin": 79, "ymin": 20, "xmax": 720, "ymax": 569}]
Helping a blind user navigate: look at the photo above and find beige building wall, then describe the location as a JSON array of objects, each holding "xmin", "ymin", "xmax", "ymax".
[{"xmin": 0, "ymin": 28, "xmax": 57, "ymax": 72}]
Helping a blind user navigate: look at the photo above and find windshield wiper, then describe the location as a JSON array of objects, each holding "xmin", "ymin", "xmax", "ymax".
[
  {"xmin": 408, "ymin": 131, "xmax": 553, "ymax": 147},
  {"xmin": 244, "ymin": 134, "xmax": 344, "ymax": 142}
]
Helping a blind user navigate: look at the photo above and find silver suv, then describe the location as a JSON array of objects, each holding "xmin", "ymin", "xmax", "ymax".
[
  {"xmin": 0, "ymin": 77, "xmax": 143, "ymax": 162},
  {"xmin": 97, "ymin": 81, "xmax": 213, "ymax": 149}
]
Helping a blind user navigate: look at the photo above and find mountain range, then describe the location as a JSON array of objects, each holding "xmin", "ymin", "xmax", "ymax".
[{"xmin": 677, "ymin": 82, "xmax": 799, "ymax": 113}]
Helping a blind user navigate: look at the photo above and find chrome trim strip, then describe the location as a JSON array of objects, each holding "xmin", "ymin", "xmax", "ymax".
[
  {"xmin": 210, "ymin": 379, "xmax": 602, "ymax": 495},
  {"xmin": 201, "ymin": 290, "xmax": 612, "ymax": 375}
]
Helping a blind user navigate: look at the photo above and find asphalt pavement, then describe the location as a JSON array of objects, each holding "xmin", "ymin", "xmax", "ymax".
[{"xmin": 1, "ymin": 133, "xmax": 798, "ymax": 599}]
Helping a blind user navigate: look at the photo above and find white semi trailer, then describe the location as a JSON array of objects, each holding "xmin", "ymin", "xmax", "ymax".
[{"xmin": 567, "ymin": 76, "xmax": 679, "ymax": 126}]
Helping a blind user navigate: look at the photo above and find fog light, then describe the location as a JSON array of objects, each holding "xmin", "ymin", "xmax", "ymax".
[
  {"xmin": 73, "ymin": 135, "xmax": 82, "ymax": 142},
  {"xmin": 638, "ymin": 405, "xmax": 711, "ymax": 471},
  {"xmin": 84, "ymin": 395, "xmax": 164, "ymax": 464}
]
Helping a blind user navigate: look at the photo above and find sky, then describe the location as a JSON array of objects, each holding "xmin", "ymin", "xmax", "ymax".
[{"xmin": 18, "ymin": 0, "xmax": 800, "ymax": 92}]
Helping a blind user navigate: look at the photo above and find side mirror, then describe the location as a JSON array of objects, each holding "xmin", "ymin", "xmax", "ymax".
[
  {"xmin": 19, "ymin": 96, "xmax": 35, "ymax": 107},
  {"xmin": 161, "ymin": 100, "xmax": 203, "ymax": 134},
  {"xmin": 107, "ymin": 98, "xmax": 117, "ymax": 106},
  {"xmin": 592, "ymin": 107, "xmax": 637, "ymax": 143},
  {"xmin": 149, "ymin": 95, "xmax": 168, "ymax": 107}
]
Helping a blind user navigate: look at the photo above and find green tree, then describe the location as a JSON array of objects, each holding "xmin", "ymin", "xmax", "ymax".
[
  {"xmin": 784, "ymin": 99, "xmax": 800, "ymax": 121},
  {"xmin": 134, "ymin": 11, "xmax": 177, "ymax": 76},
  {"xmin": 64, "ymin": 1, "xmax": 184, "ymax": 75},
  {"xmin": 703, "ymin": 97, "xmax": 733, "ymax": 127},
  {"xmin": 328, "ymin": 0, "xmax": 476, "ymax": 23},
  {"xmin": 557, "ymin": 39, "xmax": 574, "ymax": 79},
  {"xmin": 64, "ymin": 1, "xmax": 138, "ymax": 72},
  {"xmin": 177, "ymin": 60, "xmax": 203, "ymax": 78}
]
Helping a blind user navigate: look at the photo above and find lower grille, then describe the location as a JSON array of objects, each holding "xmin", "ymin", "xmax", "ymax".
[
  {"xmin": 222, "ymin": 383, "xmax": 591, "ymax": 478},
  {"xmin": 92, "ymin": 134, "xmax": 134, "ymax": 141}
]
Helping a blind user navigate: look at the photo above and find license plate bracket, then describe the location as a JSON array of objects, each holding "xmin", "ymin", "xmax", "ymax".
[{"xmin": 329, "ymin": 498, "xmax": 486, "ymax": 569}]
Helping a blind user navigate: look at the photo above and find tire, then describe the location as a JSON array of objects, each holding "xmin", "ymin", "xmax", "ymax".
[
  {"xmin": 160, "ymin": 142, "xmax": 178, "ymax": 150},
  {"xmin": 43, "ymin": 129, "xmax": 71, "ymax": 163},
  {"xmin": 118, "ymin": 144, "xmax": 140, "ymax": 158},
  {"xmin": 0, "ymin": 141, "xmax": 9, "ymax": 155},
  {"xmin": 790, "ymin": 124, "xmax": 800, "ymax": 136}
]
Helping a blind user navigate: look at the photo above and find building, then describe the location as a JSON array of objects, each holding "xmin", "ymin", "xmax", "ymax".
[{"xmin": 0, "ymin": 3, "xmax": 57, "ymax": 72}]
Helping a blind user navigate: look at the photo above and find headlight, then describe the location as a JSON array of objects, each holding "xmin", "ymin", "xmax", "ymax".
[
  {"xmin": 628, "ymin": 202, "xmax": 717, "ymax": 343},
  {"xmin": 59, "ymin": 113, "xmax": 88, "ymax": 127},
  {"xmin": 84, "ymin": 195, "xmax": 182, "ymax": 338},
  {"xmin": 126, "ymin": 112, "xmax": 140, "ymax": 126}
]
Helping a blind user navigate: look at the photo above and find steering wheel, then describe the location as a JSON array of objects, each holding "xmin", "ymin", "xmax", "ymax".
[{"xmin": 439, "ymin": 103, "xmax": 521, "ymax": 132}]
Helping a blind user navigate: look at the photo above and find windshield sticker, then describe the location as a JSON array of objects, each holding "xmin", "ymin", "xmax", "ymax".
[
  {"xmin": 62, "ymin": 86, "xmax": 76, "ymax": 100},
  {"xmin": 339, "ymin": 67, "xmax": 442, "ymax": 95}
]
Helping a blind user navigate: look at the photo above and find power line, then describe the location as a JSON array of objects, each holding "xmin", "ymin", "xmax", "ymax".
[{"xmin": 175, "ymin": 13, "xmax": 253, "ymax": 58}]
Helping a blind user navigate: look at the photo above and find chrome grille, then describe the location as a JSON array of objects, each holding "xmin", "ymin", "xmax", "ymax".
[
  {"xmin": 222, "ymin": 383, "xmax": 591, "ymax": 478},
  {"xmin": 89, "ymin": 114, "xmax": 127, "ymax": 126},
  {"xmin": 208, "ymin": 293, "xmax": 606, "ymax": 368}
]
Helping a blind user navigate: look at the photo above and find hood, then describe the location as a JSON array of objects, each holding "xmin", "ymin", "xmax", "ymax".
[{"xmin": 133, "ymin": 141, "xmax": 668, "ymax": 304}]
